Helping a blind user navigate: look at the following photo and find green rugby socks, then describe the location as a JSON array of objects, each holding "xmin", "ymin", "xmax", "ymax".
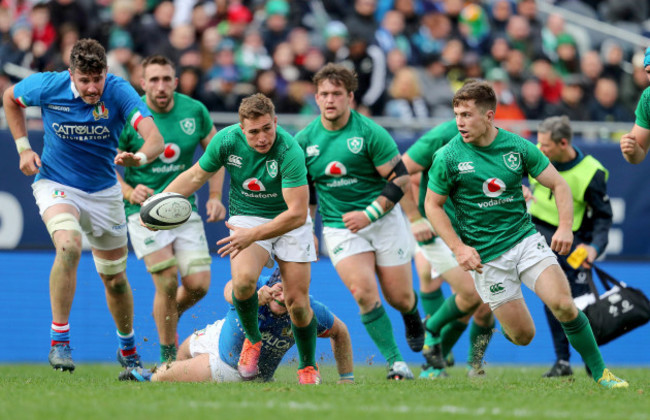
[
  {"xmin": 361, "ymin": 305, "xmax": 403, "ymax": 365},
  {"xmin": 233, "ymin": 291, "xmax": 262, "ymax": 343},
  {"xmin": 292, "ymin": 315, "xmax": 318, "ymax": 369},
  {"xmin": 560, "ymin": 310, "xmax": 606, "ymax": 381}
]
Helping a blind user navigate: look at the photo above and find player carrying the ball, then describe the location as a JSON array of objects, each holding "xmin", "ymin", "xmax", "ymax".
[
  {"xmin": 117, "ymin": 55, "xmax": 226, "ymax": 363},
  {"xmin": 162, "ymin": 93, "xmax": 321, "ymax": 384}
]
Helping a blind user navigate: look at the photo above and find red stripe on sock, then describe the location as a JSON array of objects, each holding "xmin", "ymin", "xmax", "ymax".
[
  {"xmin": 51, "ymin": 340, "xmax": 69, "ymax": 346},
  {"xmin": 120, "ymin": 347, "xmax": 137, "ymax": 357}
]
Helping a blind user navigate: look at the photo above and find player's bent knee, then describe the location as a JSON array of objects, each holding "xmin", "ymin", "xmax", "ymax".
[
  {"xmin": 176, "ymin": 250, "xmax": 211, "ymax": 277},
  {"xmin": 550, "ymin": 296, "xmax": 578, "ymax": 322},
  {"xmin": 511, "ymin": 329, "xmax": 535, "ymax": 346},
  {"xmin": 153, "ymin": 270, "xmax": 179, "ymax": 296},
  {"xmin": 94, "ymin": 253, "xmax": 127, "ymax": 276}
]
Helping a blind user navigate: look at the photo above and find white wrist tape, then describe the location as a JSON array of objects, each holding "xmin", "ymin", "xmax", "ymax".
[
  {"xmin": 134, "ymin": 151, "xmax": 148, "ymax": 166},
  {"xmin": 15, "ymin": 136, "xmax": 32, "ymax": 154}
]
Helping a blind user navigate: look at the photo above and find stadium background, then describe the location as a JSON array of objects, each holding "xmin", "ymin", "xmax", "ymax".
[{"xmin": 1, "ymin": 0, "xmax": 650, "ymax": 366}]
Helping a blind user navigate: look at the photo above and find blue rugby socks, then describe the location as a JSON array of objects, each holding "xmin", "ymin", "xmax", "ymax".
[{"xmin": 51, "ymin": 322, "xmax": 70, "ymax": 346}]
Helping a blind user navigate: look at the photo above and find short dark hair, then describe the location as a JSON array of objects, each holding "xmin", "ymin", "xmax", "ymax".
[
  {"xmin": 239, "ymin": 93, "xmax": 275, "ymax": 122},
  {"xmin": 538, "ymin": 115, "xmax": 572, "ymax": 144},
  {"xmin": 69, "ymin": 39, "xmax": 107, "ymax": 74},
  {"xmin": 313, "ymin": 63, "xmax": 358, "ymax": 93},
  {"xmin": 142, "ymin": 55, "xmax": 175, "ymax": 71},
  {"xmin": 452, "ymin": 79, "xmax": 497, "ymax": 112}
]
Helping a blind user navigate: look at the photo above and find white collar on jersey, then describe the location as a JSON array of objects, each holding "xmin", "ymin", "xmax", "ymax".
[{"xmin": 70, "ymin": 81, "xmax": 80, "ymax": 99}]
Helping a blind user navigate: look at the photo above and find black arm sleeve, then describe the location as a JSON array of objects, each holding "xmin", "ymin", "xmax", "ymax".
[
  {"xmin": 379, "ymin": 160, "xmax": 408, "ymax": 203},
  {"xmin": 308, "ymin": 173, "xmax": 318, "ymax": 206},
  {"xmin": 580, "ymin": 169, "xmax": 613, "ymax": 255}
]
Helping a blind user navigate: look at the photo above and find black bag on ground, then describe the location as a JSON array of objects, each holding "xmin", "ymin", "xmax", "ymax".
[{"xmin": 580, "ymin": 265, "xmax": 650, "ymax": 345}]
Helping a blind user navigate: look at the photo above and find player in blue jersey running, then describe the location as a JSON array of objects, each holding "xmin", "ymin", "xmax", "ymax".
[
  {"xmin": 2, "ymin": 39, "xmax": 165, "ymax": 372},
  {"xmin": 119, "ymin": 268, "xmax": 354, "ymax": 384}
]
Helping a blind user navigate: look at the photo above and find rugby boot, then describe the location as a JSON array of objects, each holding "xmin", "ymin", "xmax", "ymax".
[
  {"xmin": 48, "ymin": 344, "xmax": 75, "ymax": 372},
  {"xmin": 297, "ymin": 365, "xmax": 321, "ymax": 385},
  {"xmin": 238, "ymin": 338, "xmax": 262, "ymax": 380},
  {"xmin": 117, "ymin": 349, "xmax": 143, "ymax": 368},
  {"xmin": 542, "ymin": 360, "xmax": 573, "ymax": 377},
  {"xmin": 402, "ymin": 310, "xmax": 425, "ymax": 352},
  {"xmin": 387, "ymin": 361, "xmax": 414, "ymax": 380},
  {"xmin": 422, "ymin": 342, "xmax": 446, "ymax": 370},
  {"xmin": 119, "ymin": 367, "xmax": 153, "ymax": 382},
  {"xmin": 597, "ymin": 369, "xmax": 629, "ymax": 389}
]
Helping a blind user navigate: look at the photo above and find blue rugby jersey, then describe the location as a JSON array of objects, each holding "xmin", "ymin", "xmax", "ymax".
[
  {"xmin": 219, "ymin": 276, "xmax": 334, "ymax": 381},
  {"xmin": 13, "ymin": 72, "xmax": 151, "ymax": 192}
]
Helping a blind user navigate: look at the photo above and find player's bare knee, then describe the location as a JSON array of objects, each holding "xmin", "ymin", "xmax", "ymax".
[
  {"xmin": 288, "ymin": 304, "xmax": 311, "ymax": 324},
  {"xmin": 512, "ymin": 329, "xmax": 535, "ymax": 346},
  {"xmin": 550, "ymin": 296, "xmax": 578, "ymax": 322},
  {"xmin": 55, "ymin": 237, "xmax": 82, "ymax": 267},
  {"xmin": 101, "ymin": 272, "xmax": 130, "ymax": 294},
  {"xmin": 233, "ymin": 281, "xmax": 257, "ymax": 299},
  {"xmin": 153, "ymin": 271, "xmax": 178, "ymax": 296},
  {"xmin": 182, "ymin": 273, "xmax": 210, "ymax": 297}
]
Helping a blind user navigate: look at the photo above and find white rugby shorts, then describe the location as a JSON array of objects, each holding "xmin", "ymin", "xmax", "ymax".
[
  {"xmin": 189, "ymin": 320, "xmax": 242, "ymax": 383},
  {"xmin": 323, "ymin": 207, "xmax": 412, "ymax": 267},
  {"xmin": 471, "ymin": 232, "xmax": 558, "ymax": 310},
  {"xmin": 227, "ymin": 215, "xmax": 316, "ymax": 263},
  {"xmin": 127, "ymin": 211, "xmax": 210, "ymax": 260},
  {"xmin": 32, "ymin": 179, "xmax": 127, "ymax": 250}
]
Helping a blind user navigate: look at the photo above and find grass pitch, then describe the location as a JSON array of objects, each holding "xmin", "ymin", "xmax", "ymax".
[{"xmin": 0, "ymin": 364, "xmax": 647, "ymax": 420}]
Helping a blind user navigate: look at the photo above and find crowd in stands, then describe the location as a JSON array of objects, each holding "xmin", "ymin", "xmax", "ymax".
[{"xmin": 1, "ymin": 0, "xmax": 649, "ymax": 130}]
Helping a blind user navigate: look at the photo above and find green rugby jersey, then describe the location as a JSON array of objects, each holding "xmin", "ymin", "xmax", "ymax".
[
  {"xmin": 634, "ymin": 86, "xmax": 650, "ymax": 129},
  {"xmin": 427, "ymin": 129, "xmax": 549, "ymax": 262},
  {"xmin": 295, "ymin": 110, "xmax": 399, "ymax": 228},
  {"xmin": 119, "ymin": 93, "xmax": 214, "ymax": 217},
  {"xmin": 199, "ymin": 123, "xmax": 307, "ymax": 219},
  {"xmin": 406, "ymin": 119, "xmax": 458, "ymax": 219}
]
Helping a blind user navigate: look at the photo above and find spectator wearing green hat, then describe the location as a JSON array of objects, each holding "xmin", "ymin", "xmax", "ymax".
[
  {"xmin": 323, "ymin": 21, "xmax": 349, "ymax": 63},
  {"xmin": 554, "ymin": 33, "xmax": 580, "ymax": 76},
  {"xmin": 261, "ymin": 0, "xmax": 291, "ymax": 54}
]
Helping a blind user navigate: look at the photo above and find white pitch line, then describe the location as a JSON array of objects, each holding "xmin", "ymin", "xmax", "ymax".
[{"xmin": 187, "ymin": 400, "xmax": 633, "ymax": 419}]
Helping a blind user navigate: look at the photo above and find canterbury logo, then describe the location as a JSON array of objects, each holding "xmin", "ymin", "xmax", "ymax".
[
  {"xmin": 489, "ymin": 283, "xmax": 505, "ymax": 294},
  {"xmin": 228, "ymin": 155, "xmax": 243, "ymax": 168},
  {"xmin": 458, "ymin": 161, "xmax": 474, "ymax": 172}
]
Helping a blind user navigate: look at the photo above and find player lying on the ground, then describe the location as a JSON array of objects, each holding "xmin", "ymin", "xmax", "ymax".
[{"xmin": 119, "ymin": 268, "xmax": 354, "ymax": 383}]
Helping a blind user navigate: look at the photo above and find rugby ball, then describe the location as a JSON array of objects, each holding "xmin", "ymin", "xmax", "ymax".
[{"xmin": 139, "ymin": 192, "xmax": 192, "ymax": 230}]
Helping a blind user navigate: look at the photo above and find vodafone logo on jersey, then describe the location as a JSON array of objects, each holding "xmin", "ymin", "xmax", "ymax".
[
  {"xmin": 243, "ymin": 178, "xmax": 266, "ymax": 191},
  {"xmin": 159, "ymin": 143, "xmax": 181, "ymax": 164},
  {"xmin": 325, "ymin": 161, "xmax": 347, "ymax": 177},
  {"xmin": 482, "ymin": 178, "xmax": 506, "ymax": 198}
]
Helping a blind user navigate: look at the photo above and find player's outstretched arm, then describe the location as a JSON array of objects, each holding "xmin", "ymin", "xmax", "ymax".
[
  {"xmin": 620, "ymin": 124, "xmax": 650, "ymax": 164},
  {"xmin": 164, "ymin": 160, "xmax": 216, "ymax": 198},
  {"xmin": 3, "ymin": 85, "xmax": 41, "ymax": 175},
  {"xmin": 115, "ymin": 117, "xmax": 165, "ymax": 167},
  {"xmin": 534, "ymin": 164, "xmax": 574, "ymax": 255},
  {"xmin": 324, "ymin": 316, "xmax": 354, "ymax": 384},
  {"xmin": 425, "ymin": 188, "xmax": 483, "ymax": 273}
]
